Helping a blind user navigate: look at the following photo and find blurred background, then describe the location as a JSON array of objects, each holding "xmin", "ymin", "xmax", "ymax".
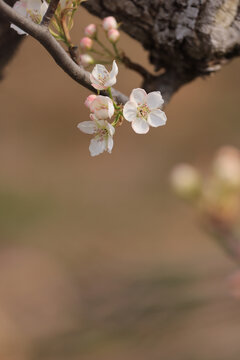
[{"xmin": 1, "ymin": 7, "xmax": 240, "ymax": 360}]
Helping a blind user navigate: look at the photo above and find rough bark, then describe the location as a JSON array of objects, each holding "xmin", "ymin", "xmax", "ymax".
[
  {"xmin": 82, "ymin": 0, "xmax": 240, "ymax": 100},
  {"xmin": 0, "ymin": 0, "xmax": 23, "ymax": 80},
  {"xmin": 1, "ymin": 0, "xmax": 240, "ymax": 101}
]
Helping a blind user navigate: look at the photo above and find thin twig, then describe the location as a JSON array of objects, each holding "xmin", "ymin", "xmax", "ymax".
[
  {"xmin": 0, "ymin": 0, "xmax": 128, "ymax": 104},
  {"xmin": 41, "ymin": 0, "xmax": 60, "ymax": 26}
]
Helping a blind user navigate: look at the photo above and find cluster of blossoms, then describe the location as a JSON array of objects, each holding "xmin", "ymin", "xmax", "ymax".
[
  {"xmin": 10, "ymin": 4, "xmax": 167, "ymax": 157},
  {"xmin": 78, "ymin": 60, "xmax": 167, "ymax": 156},
  {"xmin": 79, "ymin": 16, "xmax": 120, "ymax": 67}
]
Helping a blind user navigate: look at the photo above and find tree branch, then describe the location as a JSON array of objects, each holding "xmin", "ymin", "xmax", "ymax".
[
  {"xmin": 0, "ymin": 0, "xmax": 128, "ymax": 104},
  {"xmin": 41, "ymin": 0, "xmax": 60, "ymax": 26}
]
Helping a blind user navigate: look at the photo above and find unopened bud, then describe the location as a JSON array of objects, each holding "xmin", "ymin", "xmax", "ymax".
[
  {"xmin": 80, "ymin": 37, "xmax": 93, "ymax": 51},
  {"xmin": 80, "ymin": 54, "xmax": 94, "ymax": 67},
  {"xmin": 84, "ymin": 24, "xmax": 97, "ymax": 38},
  {"xmin": 84, "ymin": 94, "xmax": 97, "ymax": 108},
  {"xmin": 107, "ymin": 28, "xmax": 120, "ymax": 43},
  {"xmin": 213, "ymin": 146, "xmax": 240, "ymax": 189},
  {"xmin": 102, "ymin": 16, "xmax": 118, "ymax": 31},
  {"xmin": 170, "ymin": 163, "xmax": 201, "ymax": 199}
]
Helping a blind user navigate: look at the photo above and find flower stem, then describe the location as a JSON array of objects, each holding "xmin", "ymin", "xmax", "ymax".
[{"xmin": 95, "ymin": 38, "xmax": 114, "ymax": 58}]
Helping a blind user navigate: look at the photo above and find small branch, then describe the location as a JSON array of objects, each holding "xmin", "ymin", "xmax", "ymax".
[
  {"xmin": 120, "ymin": 52, "xmax": 153, "ymax": 81},
  {"xmin": 41, "ymin": 0, "xmax": 60, "ymax": 27},
  {"xmin": 0, "ymin": 0, "xmax": 128, "ymax": 104}
]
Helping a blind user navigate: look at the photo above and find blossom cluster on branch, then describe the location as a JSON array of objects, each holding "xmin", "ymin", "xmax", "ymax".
[
  {"xmin": 7, "ymin": 0, "xmax": 167, "ymax": 157},
  {"xmin": 78, "ymin": 60, "xmax": 167, "ymax": 156}
]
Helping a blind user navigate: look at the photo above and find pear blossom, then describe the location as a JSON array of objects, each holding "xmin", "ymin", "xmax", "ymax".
[
  {"xmin": 102, "ymin": 16, "xmax": 118, "ymax": 31},
  {"xmin": 11, "ymin": 0, "xmax": 48, "ymax": 35},
  {"xmin": 123, "ymin": 88, "xmax": 167, "ymax": 134},
  {"xmin": 84, "ymin": 94, "xmax": 97, "ymax": 108},
  {"xmin": 77, "ymin": 115, "xmax": 115, "ymax": 157},
  {"xmin": 89, "ymin": 96, "xmax": 114, "ymax": 119},
  {"xmin": 90, "ymin": 60, "xmax": 118, "ymax": 90},
  {"xmin": 84, "ymin": 24, "xmax": 97, "ymax": 38},
  {"xmin": 80, "ymin": 37, "xmax": 93, "ymax": 51},
  {"xmin": 80, "ymin": 54, "xmax": 94, "ymax": 67},
  {"xmin": 107, "ymin": 29, "xmax": 120, "ymax": 43}
]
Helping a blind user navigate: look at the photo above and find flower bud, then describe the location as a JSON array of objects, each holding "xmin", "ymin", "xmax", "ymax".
[
  {"xmin": 213, "ymin": 146, "xmax": 240, "ymax": 190},
  {"xmin": 102, "ymin": 16, "xmax": 118, "ymax": 31},
  {"xmin": 84, "ymin": 94, "xmax": 97, "ymax": 108},
  {"xmin": 170, "ymin": 163, "xmax": 201, "ymax": 200},
  {"xmin": 107, "ymin": 28, "xmax": 120, "ymax": 43},
  {"xmin": 80, "ymin": 37, "xmax": 93, "ymax": 51},
  {"xmin": 80, "ymin": 54, "xmax": 94, "ymax": 67},
  {"xmin": 84, "ymin": 23, "xmax": 97, "ymax": 38}
]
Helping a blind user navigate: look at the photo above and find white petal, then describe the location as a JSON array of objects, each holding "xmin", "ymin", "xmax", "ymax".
[
  {"xmin": 123, "ymin": 101, "xmax": 137, "ymax": 122},
  {"xmin": 104, "ymin": 76, "xmax": 117, "ymax": 88},
  {"xmin": 130, "ymin": 88, "xmax": 147, "ymax": 105},
  {"xmin": 146, "ymin": 91, "xmax": 164, "ymax": 109},
  {"xmin": 132, "ymin": 117, "xmax": 149, "ymax": 134},
  {"xmin": 77, "ymin": 121, "xmax": 97, "ymax": 134},
  {"xmin": 107, "ymin": 136, "xmax": 114, "ymax": 153},
  {"xmin": 89, "ymin": 138, "xmax": 106, "ymax": 156},
  {"xmin": 106, "ymin": 122, "xmax": 115, "ymax": 136},
  {"xmin": 147, "ymin": 109, "xmax": 167, "ymax": 127},
  {"xmin": 40, "ymin": 1, "xmax": 48, "ymax": 16},
  {"xmin": 10, "ymin": 23, "xmax": 27, "ymax": 35},
  {"xmin": 107, "ymin": 99, "xmax": 115, "ymax": 118},
  {"xmin": 109, "ymin": 60, "xmax": 118, "ymax": 78},
  {"xmin": 92, "ymin": 64, "xmax": 108, "ymax": 80}
]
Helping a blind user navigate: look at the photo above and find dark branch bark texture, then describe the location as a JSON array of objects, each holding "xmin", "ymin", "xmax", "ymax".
[{"xmin": 82, "ymin": 0, "xmax": 240, "ymax": 99}]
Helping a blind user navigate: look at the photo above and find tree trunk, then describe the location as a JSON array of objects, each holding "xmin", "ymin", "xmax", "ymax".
[
  {"xmin": 1, "ymin": 0, "xmax": 240, "ymax": 100},
  {"xmin": 0, "ymin": 0, "xmax": 23, "ymax": 80}
]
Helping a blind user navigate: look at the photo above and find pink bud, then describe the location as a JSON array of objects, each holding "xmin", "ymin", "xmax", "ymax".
[
  {"xmin": 84, "ymin": 94, "xmax": 97, "ymax": 108},
  {"xmin": 80, "ymin": 54, "xmax": 94, "ymax": 67},
  {"xmin": 80, "ymin": 37, "xmax": 93, "ymax": 51},
  {"xmin": 107, "ymin": 28, "xmax": 120, "ymax": 43},
  {"xmin": 102, "ymin": 16, "xmax": 118, "ymax": 31},
  {"xmin": 84, "ymin": 23, "xmax": 97, "ymax": 38}
]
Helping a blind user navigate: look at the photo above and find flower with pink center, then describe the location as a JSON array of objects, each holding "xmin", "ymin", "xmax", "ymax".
[
  {"xmin": 77, "ymin": 114, "xmax": 115, "ymax": 157},
  {"xmin": 11, "ymin": 0, "xmax": 48, "ymax": 35},
  {"xmin": 84, "ymin": 94, "xmax": 97, "ymax": 108},
  {"xmin": 80, "ymin": 54, "xmax": 94, "ymax": 67},
  {"xmin": 84, "ymin": 24, "xmax": 97, "ymax": 38},
  {"xmin": 80, "ymin": 37, "xmax": 93, "ymax": 51},
  {"xmin": 107, "ymin": 29, "xmax": 120, "ymax": 43},
  {"xmin": 90, "ymin": 96, "xmax": 114, "ymax": 119},
  {"xmin": 123, "ymin": 88, "xmax": 167, "ymax": 134},
  {"xmin": 90, "ymin": 60, "xmax": 118, "ymax": 90},
  {"xmin": 102, "ymin": 16, "xmax": 118, "ymax": 31}
]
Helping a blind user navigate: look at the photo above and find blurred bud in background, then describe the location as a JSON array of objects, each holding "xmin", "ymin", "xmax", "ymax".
[{"xmin": 170, "ymin": 163, "xmax": 202, "ymax": 201}]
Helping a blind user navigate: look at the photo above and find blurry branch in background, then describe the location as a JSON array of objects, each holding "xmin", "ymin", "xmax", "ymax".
[
  {"xmin": 0, "ymin": 0, "xmax": 128, "ymax": 104},
  {"xmin": 170, "ymin": 147, "xmax": 240, "ymax": 266}
]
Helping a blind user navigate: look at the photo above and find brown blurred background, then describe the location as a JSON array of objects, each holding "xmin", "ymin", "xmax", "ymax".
[{"xmin": 1, "ymin": 7, "xmax": 240, "ymax": 360}]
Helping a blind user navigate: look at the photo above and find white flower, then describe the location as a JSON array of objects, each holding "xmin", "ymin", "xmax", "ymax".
[
  {"xmin": 90, "ymin": 60, "xmax": 118, "ymax": 90},
  {"xmin": 90, "ymin": 96, "xmax": 114, "ymax": 119},
  {"xmin": 123, "ymin": 88, "xmax": 167, "ymax": 134},
  {"xmin": 11, "ymin": 0, "xmax": 48, "ymax": 35},
  {"xmin": 77, "ymin": 115, "xmax": 115, "ymax": 157}
]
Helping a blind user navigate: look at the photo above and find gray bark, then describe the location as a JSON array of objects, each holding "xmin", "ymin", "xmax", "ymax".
[
  {"xmin": 1, "ymin": 0, "xmax": 240, "ymax": 101},
  {"xmin": 82, "ymin": 0, "xmax": 240, "ymax": 100}
]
